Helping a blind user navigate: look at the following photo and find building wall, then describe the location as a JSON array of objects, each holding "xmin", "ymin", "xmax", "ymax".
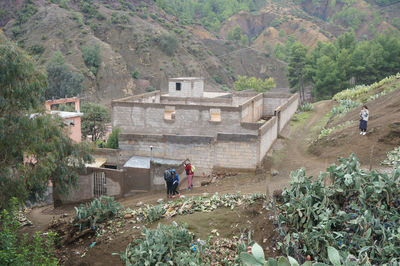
[
  {"xmin": 263, "ymin": 93, "xmax": 292, "ymax": 116},
  {"xmin": 259, "ymin": 117, "xmax": 278, "ymax": 161},
  {"xmin": 240, "ymin": 94, "xmax": 264, "ymax": 123},
  {"xmin": 276, "ymin": 94, "xmax": 299, "ymax": 133},
  {"xmin": 168, "ymin": 79, "xmax": 204, "ymax": 97},
  {"xmin": 112, "ymin": 102, "xmax": 261, "ymax": 136},
  {"xmin": 124, "ymin": 167, "xmax": 151, "ymax": 196},
  {"xmin": 69, "ymin": 116, "xmax": 82, "ymax": 143}
]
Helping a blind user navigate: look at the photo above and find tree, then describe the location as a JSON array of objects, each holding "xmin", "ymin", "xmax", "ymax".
[
  {"xmin": 105, "ymin": 128, "xmax": 120, "ymax": 149},
  {"xmin": 0, "ymin": 33, "xmax": 92, "ymax": 209},
  {"xmin": 81, "ymin": 102, "xmax": 111, "ymax": 142},
  {"xmin": 234, "ymin": 75, "xmax": 276, "ymax": 92},
  {"xmin": 287, "ymin": 42, "xmax": 308, "ymax": 103},
  {"xmin": 46, "ymin": 51, "xmax": 84, "ymax": 99},
  {"xmin": 313, "ymin": 56, "xmax": 340, "ymax": 100},
  {"xmin": 82, "ymin": 44, "xmax": 101, "ymax": 75},
  {"xmin": 158, "ymin": 33, "xmax": 178, "ymax": 56}
]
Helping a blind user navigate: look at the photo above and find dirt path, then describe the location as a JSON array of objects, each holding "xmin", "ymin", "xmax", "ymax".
[
  {"xmin": 27, "ymin": 100, "xmax": 333, "ymax": 226},
  {"xmin": 268, "ymin": 100, "xmax": 334, "ymax": 189}
]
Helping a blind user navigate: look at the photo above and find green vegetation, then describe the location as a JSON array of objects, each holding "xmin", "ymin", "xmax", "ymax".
[
  {"xmin": 121, "ymin": 223, "xmax": 202, "ymax": 265},
  {"xmin": 318, "ymin": 120, "xmax": 354, "ymax": 139},
  {"xmin": 46, "ymin": 51, "xmax": 84, "ymax": 99},
  {"xmin": 74, "ymin": 196, "xmax": 122, "ymax": 231},
  {"xmin": 298, "ymin": 103, "xmax": 314, "ymax": 112},
  {"xmin": 330, "ymin": 99, "xmax": 361, "ymax": 117},
  {"xmin": 227, "ymin": 25, "xmax": 249, "ymax": 45},
  {"xmin": 157, "ymin": 33, "xmax": 178, "ymax": 56},
  {"xmin": 287, "ymin": 32, "xmax": 400, "ymax": 100},
  {"xmin": 105, "ymin": 128, "xmax": 120, "ymax": 149},
  {"xmin": 288, "ymin": 41, "xmax": 308, "ymax": 103},
  {"xmin": 82, "ymin": 44, "xmax": 102, "ymax": 75},
  {"xmin": 234, "ymin": 75, "xmax": 276, "ymax": 92},
  {"xmin": 276, "ymin": 154, "xmax": 400, "ymax": 264},
  {"xmin": 331, "ymin": 7, "xmax": 367, "ymax": 30},
  {"xmin": 81, "ymin": 102, "xmax": 111, "ymax": 142},
  {"xmin": 155, "ymin": 0, "xmax": 266, "ymax": 31},
  {"xmin": 0, "ymin": 34, "xmax": 92, "ymax": 208},
  {"xmin": 0, "ymin": 199, "xmax": 58, "ymax": 265},
  {"xmin": 381, "ymin": 146, "xmax": 400, "ymax": 167},
  {"xmin": 131, "ymin": 69, "xmax": 140, "ymax": 79}
]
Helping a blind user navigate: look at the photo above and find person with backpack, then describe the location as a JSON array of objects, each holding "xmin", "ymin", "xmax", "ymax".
[
  {"xmin": 184, "ymin": 159, "xmax": 194, "ymax": 191},
  {"xmin": 171, "ymin": 169, "xmax": 180, "ymax": 198},
  {"xmin": 163, "ymin": 168, "xmax": 173, "ymax": 198}
]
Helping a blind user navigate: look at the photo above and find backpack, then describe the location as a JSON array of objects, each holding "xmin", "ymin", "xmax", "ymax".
[{"xmin": 164, "ymin": 170, "xmax": 172, "ymax": 182}]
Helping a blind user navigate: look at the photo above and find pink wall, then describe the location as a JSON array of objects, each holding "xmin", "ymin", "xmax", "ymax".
[{"xmin": 68, "ymin": 116, "xmax": 82, "ymax": 143}]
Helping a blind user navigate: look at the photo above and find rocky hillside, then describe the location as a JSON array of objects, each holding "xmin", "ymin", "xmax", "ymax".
[{"xmin": 1, "ymin": 0, "xmax": 399, "ymax": 104}]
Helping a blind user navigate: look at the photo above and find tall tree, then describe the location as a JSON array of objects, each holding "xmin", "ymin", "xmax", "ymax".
[
  {"xmin": 234, "ymin": 75, "xmax": 276, "ymax": 92},
  {"xmin": 0, "ymin": 33, "xmax": 92, "ymax": 209},
  {"xmin": 287, "ymin": 42, "xmax": 308, "ymax": 103},
  {"xmin": 81, "ymin": 102, "xmax": 111, "ymax": 142},
  {"xmin": 46, "ymin": 51, "xmax": 84, "ymax": 99}
]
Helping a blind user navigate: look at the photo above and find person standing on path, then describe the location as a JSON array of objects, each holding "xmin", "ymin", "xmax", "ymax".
[
  {"xmin": 163, "ymin": 168, "xmax": 173, "ymax": 198},
  {"xmin": 184, "ymin": 159, "xmax": 194, "ymax": 191},
  {"xmin": 171, "ymin": 169, "xmax": 180, "ymax": 198},
  {"xmin": 359, "ymin": 105, "xmax": 369, "ymax": 135}
]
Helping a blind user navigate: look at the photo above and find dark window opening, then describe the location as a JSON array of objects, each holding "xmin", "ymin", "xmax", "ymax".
[
  {"xmin": 176, "ymin": 82, "xmax": 181, "ymax": 91},
  {"xmin": 103, "ymin": 164, "xmax": 117, "ymax": 169}
]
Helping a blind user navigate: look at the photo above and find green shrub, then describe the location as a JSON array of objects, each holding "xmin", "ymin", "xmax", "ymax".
[
  {"xmin": 213, "ymin": 74, "xmax": 222, "ymax": 84},
  {"xmin": 96, "ymin": 12, "xmax": 106, "ymax": 20},
  {"xmin": 0, "ymin": 198, "xmax": 58, "ymax": 265},
  {"xmin": 276, "ymin": 154, "xmax": 400, "ymax": 264},
  {"xmin": 28, "ymin": 43, "xmax": 45, "ymax": 55},
  {"xmin": 158, "ymin": 33, "xmax": 178, "ymax": 56},
  {"xmin": 131, "ymin": 69, "xmax": 140, "ymax": 79},
  {"xmin": 144, "ymin": 205, "xmax": 166, "ymax": 223},
  {"xmin": 73, "ymin": 196, "xmax": 122, "ymax": 231},
  {"xmin": 146, "ymin": 86, "xmax": 156, "ymax": 92},
  {"xmin": 121, "ymin": 223, "xmax": 202, "ymax": 265},
  {"xmin": 330, "ymin": 99, "xmax": 361, "ymax": 117},
  {"xmin": 105, "ymin": 128, "xmax": 120, "ymax": 149},
  {"xmin": 298, "ymin": 103, "xmax": 314, "ymax": 112},
  {"xmin": 82, "ymin": 44, "xmax": 101, "ymax": 75}
]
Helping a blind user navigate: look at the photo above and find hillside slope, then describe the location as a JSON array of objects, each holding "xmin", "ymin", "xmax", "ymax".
[{"xmin": 310, "ymin": 79, "xmax": 400, "ymax": 166}]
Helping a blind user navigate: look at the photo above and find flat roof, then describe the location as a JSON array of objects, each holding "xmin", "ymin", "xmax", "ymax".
[
  {"xmin": 123, "ymin": 156, "xmax": 183, "ymax": 169},
  {"xmin": 169, "ymin": 77, "xmax": 203, "ymax": 81},
  {"xmin": 86, "ymin": 158, "xmax": 107, "ymax": 168},
  {"xmin": 50, "ymin": 110, "xmax": 83, "ymax": 119}
]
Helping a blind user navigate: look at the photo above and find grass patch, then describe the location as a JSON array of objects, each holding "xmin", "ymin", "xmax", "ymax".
[{"xmin": 290, "ymin": 111, "xmax": 312, "ymax": 132}]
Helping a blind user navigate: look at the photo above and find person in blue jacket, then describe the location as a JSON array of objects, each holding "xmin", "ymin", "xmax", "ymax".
[{"xmin": 171, "ymin": 169, "xmax": 180, "ymax": 198}]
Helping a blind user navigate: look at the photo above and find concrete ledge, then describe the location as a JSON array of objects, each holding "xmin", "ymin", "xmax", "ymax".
[
  {"xmin": 216, "ymin": 133, "xmax": 258, "ymax": 142},
  {"xmin": 164, "ymin": 135, "xmax": 214, "ymax": 144},
  {"xmin": 258, "ymin": 117, "xmax": 277, "ymax": 135}
]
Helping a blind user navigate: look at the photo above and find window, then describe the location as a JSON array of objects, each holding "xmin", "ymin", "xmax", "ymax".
[
  {"xmin": 176, "ymin": 82, "xmax": 181, "ymax": 91},
  {"xmin": 164, "ymin": 106, "xmax": 175, "ymax": 120},
  {"xmin": 210, "ymin": 108, "xmax": 221, "ymax": 122}
]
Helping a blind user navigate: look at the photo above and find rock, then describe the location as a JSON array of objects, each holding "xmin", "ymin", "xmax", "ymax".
[
  {"xmin": 157, "ymin": 198, "xmax": 164, "ymax": 203},
  {"xmin": 123, "ymin": 214, "xmax": 133, "ymax": 219},
  {"xmin": 201, "ymin": 180, "xmax": 211, "ymax": 186},
  {"xmin": 271, "ymin": 170, "xmax": 279, "ymax": 176},
  {"xmin": 136, "ymin": 201, "xmax": 143, "ymax": 207}
]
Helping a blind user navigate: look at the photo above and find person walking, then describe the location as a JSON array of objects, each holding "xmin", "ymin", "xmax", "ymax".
[
  {"xmin": 171, "ymin": 169, "xmax": 180, "ymax": 198},
  {"xmin": 163, "ymin": 168, "xmax": 173, "ymax": 198},
  {"xmin": 184, "ymin": 159, "xmax": 194, "ymax": 191},
  {"xmin": 359, "ymin": 105, "xmax": 369, "ymax": 135}
]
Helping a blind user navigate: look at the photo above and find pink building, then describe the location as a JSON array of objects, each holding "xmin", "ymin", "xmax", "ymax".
[{"xmin": 45, "ymin": 98, "xmax": 83, "ymax": 143}]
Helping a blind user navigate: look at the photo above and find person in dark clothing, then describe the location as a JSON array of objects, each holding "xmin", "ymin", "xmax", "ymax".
[
  {"xmin": 163, "ymin": 168, "xmax": 173, "ymax": 198},
  {"xmin": 171, "ymin": 169, "xmax": 180, "ymax": 198}
]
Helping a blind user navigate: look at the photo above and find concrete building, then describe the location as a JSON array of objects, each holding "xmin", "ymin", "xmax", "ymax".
[
  {"xmin": 45, "ymin": 97, "xmax": 83, "ymax": 143},
  {"xmin": 112, "ymin": 77, "xmax": 299, "ymax": 173}
]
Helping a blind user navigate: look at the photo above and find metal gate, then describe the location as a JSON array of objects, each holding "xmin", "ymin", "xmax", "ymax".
[{"xmin": 93, "ymin": 171, "xmax": 107, "ymax": 198}]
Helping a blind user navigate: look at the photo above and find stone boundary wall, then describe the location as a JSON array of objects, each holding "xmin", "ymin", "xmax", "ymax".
[
  {"xmin": 58, "ymin": 167, "xmax": 125, "ymax": 204},
  {"xmin": 160, "ymin": 96, "xmax": 233, "ymax": 106},
  {"xmin": 262, "ymin": 92, "xmax": 292, "ymax": 116}
]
